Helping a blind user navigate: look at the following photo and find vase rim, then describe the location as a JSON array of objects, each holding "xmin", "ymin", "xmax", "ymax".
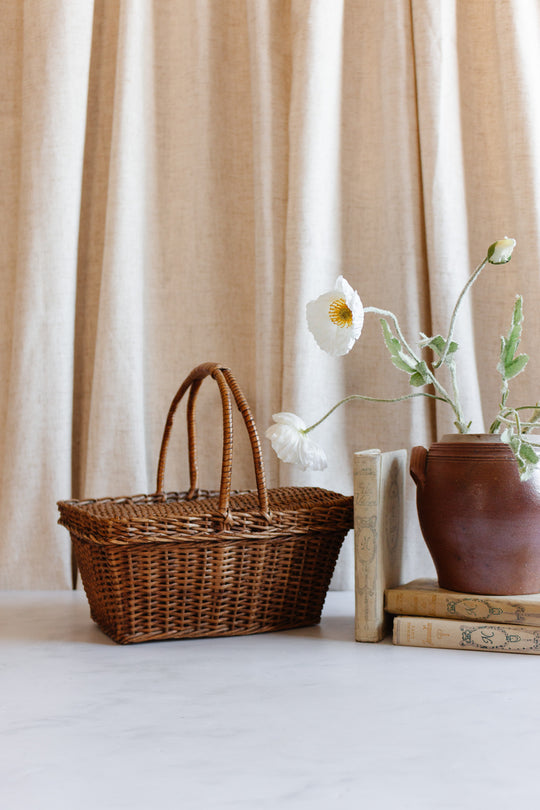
[{"xmin": 439, "ymin": 433, "xmax": 502, "ymax": 444}]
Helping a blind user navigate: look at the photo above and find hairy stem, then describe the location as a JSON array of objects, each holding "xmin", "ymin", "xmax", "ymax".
[
  {"xmin": 303, "ymin": 391, "xmax": 447, "ymax": 434},
  {"xmin": 364, "ymin": 307, "xmax": 420, "ymax": 362},
  {"xmin": 435, "ymin": 256, "xmax": 488, "ymax": 368},
  {"xmin": 364, "ymin": 305, "xmax": 466, "ymax": 429}
]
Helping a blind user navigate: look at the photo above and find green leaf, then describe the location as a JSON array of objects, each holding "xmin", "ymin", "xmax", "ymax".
[
  {"xmin": 501, "ymin": 423, "xmax": 539, "ymax": 478},
  {"xmin": 498, "ymin": 297, "xmax": 528, "ymax": 382},
  {"xmin": 501, "ymin": 329, "xmax": 521, "ymax": 368},
  {"xmin": 520, "ymin": 441, "xmax": 539, "ymax": 465},
  {"xmin": 410, "ymin": 372, "xmax": 426, "ymax": 387},
  {"xmin": 391, "ymin": 356, "xmax": 416, "ymax": 373},
  {"xmin": 380, "ymin": 318, "xmax": 401, "ymax": 354},
  {"xmin": 504, "ymin": 353, "xmax": 529, "ymax": 380},
  {"xmin": 399, "ymin": 350, "xmax": 417, "ymax": 371},
  {"xmin": 409, "ymin": 360, "xmax": 432, "ymax": 387},
  {"xmin": 513, "ymin": 295, "xmax": 523, "ymax": 325},
  {"xmin": 420, "ymin": 334, "xmax": 459, "ymax": 361},
  {"xmin": 380, "ymin": 319, "xmax": 416, "ymax": 372},
  {"xmin": 497, "ymin": 336, "xmax": 506, "ymax": 373},
  {"xmin": 503, "ymin": 431, "xmax": 521, "ymax": 454},
  {"xmin": 500, "ymin": 428, "xmax": 511, "ymax": 445}
]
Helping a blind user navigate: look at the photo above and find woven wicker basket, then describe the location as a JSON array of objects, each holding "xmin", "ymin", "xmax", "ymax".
[{"xmin": 58, "ymin": 363, "xmax": 353, "ymax": 644}]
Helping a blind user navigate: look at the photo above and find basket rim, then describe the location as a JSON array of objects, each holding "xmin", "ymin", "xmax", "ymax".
[
  {"xmin": 57, "ymin": 485, "xmax": 352, "ymax": 512},
  {"xmin": 57, "ymin": 486, "xmax": 353, "ymax": 545}
]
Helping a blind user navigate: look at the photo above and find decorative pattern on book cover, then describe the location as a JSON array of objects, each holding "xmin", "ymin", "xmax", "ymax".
[
  {"xmin": 354, "ymin": 449, "xmax": 406, "ymax": 642},
  {"xmin": 385, "ymin": 578, "xmax": 540, "ymax": 627},
  {"xmin": 393, "ymin": 615, "xmax": 540, "ymax": 655}
]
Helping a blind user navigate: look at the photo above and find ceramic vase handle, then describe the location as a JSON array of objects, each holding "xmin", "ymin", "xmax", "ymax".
[{"xmin": 410, "ymin": 446, "xmax": 428, "ymax": 487}]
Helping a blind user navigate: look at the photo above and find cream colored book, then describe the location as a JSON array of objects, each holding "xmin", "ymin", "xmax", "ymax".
[
  {"xmin": 354, "ymin": 448, "xmax": 407, "ymax": 642},
  {"xmin": 393, "ymin": 615, "xmax": 540, "ymax": 655},
  {"xmin": 385, "ymin": 578, "xmax": 540, "ymax": 627}
]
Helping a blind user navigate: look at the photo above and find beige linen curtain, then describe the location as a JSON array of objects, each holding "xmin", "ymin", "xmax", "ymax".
[{"xmin": 2, "ymin": 0, "xmax": 540, "ymax": 589}]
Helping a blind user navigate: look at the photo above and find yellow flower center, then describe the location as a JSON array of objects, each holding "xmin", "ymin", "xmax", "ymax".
[{"xmin": 328, "ymin": 297, "xmax": 353, "ymax": 328}]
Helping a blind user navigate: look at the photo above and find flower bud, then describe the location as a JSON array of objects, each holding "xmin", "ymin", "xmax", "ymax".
[{"xmin": 487, "ymin": 237, "xmax": 516, "ymax": 264}]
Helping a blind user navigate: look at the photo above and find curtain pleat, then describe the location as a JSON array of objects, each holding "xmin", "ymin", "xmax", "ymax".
[
  {"xmin": 245, "ymin": 0, "xmax": 291, "ymax": 491},
  {"xmin": 81, "ymin": 0, "xmax": 155, "ymax": 501},
  {"xmin": 0, "ymin": 1, "xmax": 94, "ymax": 587},
  {"xmin": 411, "ymin": 0, "xmax": 485, "ymax": 436},
  {"xmin": 2, "ymin": 0, "xmax": 540, "ymax": 588}
]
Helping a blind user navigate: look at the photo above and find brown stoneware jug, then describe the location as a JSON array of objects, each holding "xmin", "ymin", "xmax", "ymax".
[{"xmin": 410, "ymin": 434, "xmax": 540, "ymax": 595}]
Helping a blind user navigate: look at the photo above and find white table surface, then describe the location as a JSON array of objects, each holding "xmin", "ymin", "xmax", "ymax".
[{"xmin": 1, "ymin": 589, "xmax": 539, "ymax": 810}]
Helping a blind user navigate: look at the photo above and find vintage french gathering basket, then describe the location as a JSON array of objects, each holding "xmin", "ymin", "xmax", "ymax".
[{"xmin": 57, "ymin": 362, "xmax": 353, "ymax": 644}]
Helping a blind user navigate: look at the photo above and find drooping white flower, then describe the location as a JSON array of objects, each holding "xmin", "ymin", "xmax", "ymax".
[
  {"xmin": 265, "ymin": 413, "xmax": 328, "ymax": 471},
  {"xmin": 306, "ymin": 275, "xmax": 364, "ymax": 356},
  {"xmin": 487, "ymin": 237, "xmax": 516, "ymax": 264}
]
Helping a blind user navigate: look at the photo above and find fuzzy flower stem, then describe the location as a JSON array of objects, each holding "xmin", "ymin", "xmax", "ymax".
[
  {"xmin": 504, "ymin": 405, "xmax": 540, "ymax": 415},
  {"xmin": 363, "ymin": 305, "xmax": 465, "ymax": 428},
  {"xmin": 448, "ymin": 361, "xmax": 467, "ymax": 431},
  {"xmin": 435, "ymin": 257, "xmax": 488, "ymax": 368},
  {"xmin": 492, "ymin": 407, "xmax": 540, "ymax": 431},
  {"xmin": 363, "ymin": 306, "xmax": 419, "ymax": 361},
  {"xmin": 303, "ymin": 391, "xmax": 447, "ymax": 435}
]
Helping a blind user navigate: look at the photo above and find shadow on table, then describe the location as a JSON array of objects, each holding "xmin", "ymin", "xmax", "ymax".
[
  {"xmin": 283, "ymin": 614, "xmax": 356, "ymax": 643},
  {"xmin": 0, "ymin": 592, "xmax": 356, "ymax": 647},
  {"xmin": 0, "ymin": 594, "xmax": 115, "ymax": 646}
]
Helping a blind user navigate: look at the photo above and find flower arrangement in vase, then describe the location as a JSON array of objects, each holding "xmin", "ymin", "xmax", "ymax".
[{"xmin": 266, "ymin": 239, "xmax": 540, "ymax": 595}]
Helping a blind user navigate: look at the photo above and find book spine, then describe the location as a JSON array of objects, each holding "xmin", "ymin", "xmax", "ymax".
[
  {"xmin": 385, "ymin": 586, "xmax": 540, "ymax": 627},
  {"xmin": 354, "ymin": 449, "xmax": 405, "ymax": 642},
  {"xmin": 393, "ymin": 615, "xmax": 540, "ymax": 655},
  {"xmin": 354, "ymin": 451, "xmax": 381, "ymax": 642}
]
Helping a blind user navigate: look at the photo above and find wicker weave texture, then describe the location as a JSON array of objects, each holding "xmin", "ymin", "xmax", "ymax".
[
  {"xmin": 58, "ymin": 364, "xmax": 353, "ymax": 644},
  {"xmin": 71, "ymin": 524, "xmax": 348, "ymax": 643}
]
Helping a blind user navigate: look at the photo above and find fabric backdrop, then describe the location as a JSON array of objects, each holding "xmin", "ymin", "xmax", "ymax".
[{"xmin": 2, "ymin": 0, "xmax": 540, "ymax": 589}]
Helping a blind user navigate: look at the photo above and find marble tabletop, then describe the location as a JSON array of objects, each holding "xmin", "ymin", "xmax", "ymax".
[{"xmin": 1, "ymin": 589, "xmax": 539, "ymax": 810}]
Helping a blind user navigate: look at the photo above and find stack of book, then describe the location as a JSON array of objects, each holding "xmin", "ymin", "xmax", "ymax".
[
  {"xmin": 386, "ymin": 579, "xmax": 540, "ymax": 655},
  {"xmin": 353, "ymin": 448, "xmax": 540, "ymax": 655}
]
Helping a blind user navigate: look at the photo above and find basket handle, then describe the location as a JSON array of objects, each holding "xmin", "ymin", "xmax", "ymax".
[{"xmin": 155, "ymin": 362, "xmax": 271, "ymax": 524}]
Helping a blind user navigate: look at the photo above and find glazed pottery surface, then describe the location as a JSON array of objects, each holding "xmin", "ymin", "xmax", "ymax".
[{"xmin": 410, "ymin": 434, "xmax": 540, "ymax": 595}]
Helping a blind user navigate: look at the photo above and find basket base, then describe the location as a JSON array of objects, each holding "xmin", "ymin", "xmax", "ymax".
[{"xmin": 73, "ymin": 529, "xmax": 344, "ymax": 644}]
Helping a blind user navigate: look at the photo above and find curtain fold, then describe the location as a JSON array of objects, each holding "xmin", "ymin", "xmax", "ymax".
[
  {"xmin": 1, "ymin": 0, "xmax": 540, "ymax": 588},
  {"xmin": 411, "ymin": 0, "xmax": 485, "ymax": 435},
  {"xmin": 245, "ymin": 0, "xmax": 291, "ymax": 491},
  {"xmin": 81, "ymin": 0, "xmax": 155, "ymax": 501},
  {"xmin": 0, "ymin": 1, "xmax": 94, "ymax": 587}
]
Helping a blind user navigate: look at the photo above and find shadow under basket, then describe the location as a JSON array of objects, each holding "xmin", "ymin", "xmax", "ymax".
[{"xmin": 58, "ymin": 363, "xmax": 353, "ymax": 644}]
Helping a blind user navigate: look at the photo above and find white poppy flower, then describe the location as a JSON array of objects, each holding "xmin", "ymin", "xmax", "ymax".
[
  {"xmin": 265, "ymin": 413, "xmax": 328, "ymax": 471},
  {"xmin": 488, "ymin": 237, "xmax": 516, "ymax": 264},
  {"xmin": 306, "ymin": 276, "xmax": 364, "ymax": 356}
]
